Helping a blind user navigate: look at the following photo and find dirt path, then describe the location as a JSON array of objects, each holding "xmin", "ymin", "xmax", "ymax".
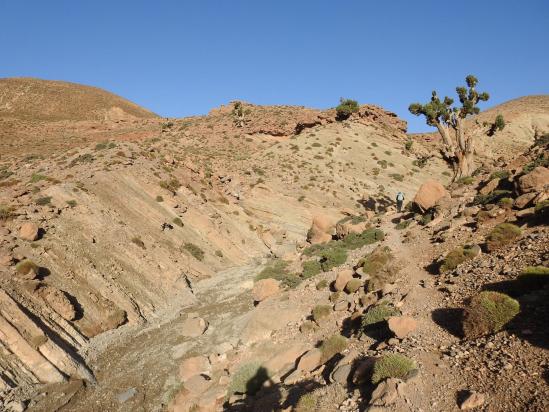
[{"xmin": 379, "ymin": 218, "xmax": 465, "ymax": 411}]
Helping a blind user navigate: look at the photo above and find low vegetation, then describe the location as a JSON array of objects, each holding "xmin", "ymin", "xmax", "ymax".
[
  {"xmin": 335, "ymin": 98, "xmax": 359, "ymax": 121},
  {"xmin": 319, "ymin": 334, "xmax": 348, "ymax": 363},
  {"xmin": 486, "ymin": 223, "xmax": 522, "ymax": 251},
  {"xmin": 302, "ymin": 260, "xmax": 322, "ymax": 279},
  {"xmin": 517, "ymin": 266, "xmax": 549, "ymax": 289},
  {"xmin": 228, "ymin": 361, "xmax": 268, "ymax": 395},
  {"xmin": 183, "ymin": 242, "xmax": 205, "ymax": 261},
  {"xmin": 371, "ymin": 354, "xmax": 417, "ymax": 384},
  {"xmin": 256, "ymin": 260, "xmax": 299, "ymax": 288},
  {"xmin": 439, "ymin": 244, "xmax": 480, "ymax": 273},
  {"xmin": 357, "ymin": 246, "xmax": 397, "ymax": 292},
  {"xmin": 15, "ymin": 260, "xmax": 39, "ymax": 276},
  {"xmin": 462, "ymin": 291, "xmax": 520, "ymax": 338},
  {"xmin": 312, "ymin": 305, "xmax": 332, "ymax": 324},
  {"xmin": 473, "ymin": 189, "xmax": 513, "ymax": 205},
  {"xmin": 361, "ymin": 301, "xmax": 400, "ymax": 328}
]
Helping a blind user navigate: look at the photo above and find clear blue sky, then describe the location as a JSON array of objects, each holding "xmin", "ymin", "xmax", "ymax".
[{"xmin": 1, "ymin": 0, "xmax": 548, "ymax": 132}]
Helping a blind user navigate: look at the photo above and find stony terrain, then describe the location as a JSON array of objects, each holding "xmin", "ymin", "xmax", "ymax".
[{"xmin": 0, "ymin": 79, "xmax": 547, "ymax": 411}]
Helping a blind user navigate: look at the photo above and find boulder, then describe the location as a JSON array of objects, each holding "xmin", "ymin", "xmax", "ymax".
[
  {"xmin": 460, "ymin": 391, "xmax": 486, "ymax": 410},
  {"xmin": 518, "ymin": 166, "xmax": 549, "ymax": 194},
  {"xmin": 252, "ymin": 278, "xmax": 280, "ymax": 302},
  {"xmin": 330, "ymin": 363, "xmax": 352, "ymax": 385},
  {"xmin": 479, "ymin": 178, "xmax": 500, "ymax": 196},
  {"xmin": 369, "ymin": 378, "xmax": 404, "ymax": 407},
  {"xmin": 297, "ymin": 348, "xmax": 322, "ymax": 372},
  {"xmin": 19, "ymin": 222, "xmax": 40, "ymax": 241},
  {"xmin": 514, "ymin": 192, "xmax": 537, "ymax": 209},
  {"xmin": 335, "ymin": 220, "xmax": 368, "ymax": 239},
  {"xmin": 183, "ymin": 374, "xmax": 211, "ymax": 395},
  {"xmin": 179, "ymin": 355, "xmax": 211, "ymax": 382},
  {"xmin": 36, "ymin": 286, "xmax": 76, "ymax": 321},
  {"xmin": 264, "ymin": 343, "xmax": 308, "ymax": 375},
  {"xmin": 413, "ymin": 180, "xmax": 448, "ymax": 211},
  {"xmin": 387, "ymin": 316, "xmax": 417, "ymax": 339},
  {"xmin": 334, "ymin": 269, "xmax": 353, "ymax": 291},
  {"xmin": 307, "ymin": 214, "xmax": 333, "ymax": 244},
  {"xmin": 181, "ymin": 315, "xmax": 208, "ymax": 337}
]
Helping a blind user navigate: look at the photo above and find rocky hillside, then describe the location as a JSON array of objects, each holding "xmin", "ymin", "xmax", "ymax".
[{"xmin": 0, "ymin": 81, "xmax": 548, "ymax": 412}]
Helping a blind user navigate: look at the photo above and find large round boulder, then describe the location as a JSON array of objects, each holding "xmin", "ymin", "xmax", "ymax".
[
  {"xmin": 517, "ymin": 166, "xmax": 549, "ymax": 194},
  {"xmin": 413, "ymin": 180, "xmax": 448, "ymax": 211}
]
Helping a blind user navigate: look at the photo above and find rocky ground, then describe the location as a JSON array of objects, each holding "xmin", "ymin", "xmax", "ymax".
[{"xmin": 0, "ymin": 79, "xmax": 548, "ymax": 411}]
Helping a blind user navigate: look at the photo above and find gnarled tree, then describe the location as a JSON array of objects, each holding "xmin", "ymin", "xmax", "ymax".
[{"xmin": 409, "ymin": 75, "xmax": 489, "ymax": 180}]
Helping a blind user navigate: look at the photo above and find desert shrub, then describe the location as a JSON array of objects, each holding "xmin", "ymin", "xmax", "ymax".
[
  {"xmin": 0, "ymin": 205, "xmax": 15, "ymax": 221},
  {"xmin": 159, "ymin": 178, "xmax": 181, "ymax": 193},
  {"xmin": 131, "ymin": 236, "xmax": 146, "ymax": 249},
  {"xmin": 319, "ymin": 247, "xmax": 347, "ymax": 271},
  {"xmin": 395, "ymin": 219, "xmax": 411, "ymax": 230},
  {"xmin": 340, "ymin": 228, "xmax": 384, "ymax": 250},
  {"xmin": 357, "ymin": 246, "xmax": 397, "ymax": 291},
  {"xmin": 534, "ymin": 199, "xmax": 549, "ymax": 217},
  {"xmin": 95, "ymin": 142, "xmax": 108, "ymax": 150},
  {"xmin": 439, "ymin": 244, "xmax": 480, "ymax": 273},
  {"xmin": 462, "ymin": 291, "xmax": 519, "ymax": 338},
  {"xmin": 66, "ymin": 200, "xmax": 77, "ymax": 208},
  {"xmin": 156, "ymin": 195, "xmax": 164, "ymax": 202},
  {"xmin": 371, "ymin": 354, "xmax": 417, "ymax": 384},
  {"xmin": 345, "ymin": 278, "xmax": 362, "ymax": 293},
  {"xmin": 490, "ymin": 170, "xmax": 510, "ymax": 180},
  {"xmin": 319, "ymin": 334, "xmax": 348, "ymax": 363},
  {"xmin": 517, "ymin": 266, "xmax": 549, "ymax": 289},
  {"xmin": 172, "ymin": 217, "xmax": 184, "ymax": 227},
  {"xmin": 486, "ymin": 223, "xmax": 522, "ymax": 251},
  {"xmin": 183, "ymin": 243, "xmax": 204, "ymax": 261},
  {"xmin": 389, "ymin": 173, "xmax": 404, "ymax": 182},
  {"xmin": 256, "ymin": 260, "xmax": 300, "ymax": 288},
  {"xmin": 336, "ymin": 98, "xmax": 359, "ymax": 120},
  {"xmin": 215, "ymin": 250, "xmax": 223, "ymax": 258},
  {"xmin": 36, "ymin": 196, "xmax": 52, "ymax": 206},
  {"xmin": 419, "ymin": 213, "xmax": 433, "ymax": 225},
  {"xmin": 15, "ymin": 260, "xmax": 39, "ymax": 276},
  {"xmin": 473, "ymin": 190, "xmax": 514, "ymax": 206},
  {"xmin": 457, "ymin": 176, "xmax": 474, "ymax": 185},
  {"xmin": 29, "ymin": 173, "xmax": 47, "ymax": 183},
  {"xmin": 69, "ymin": 153, "xmax": 93, "ymax": 167},
  {"xmin": 498, "ymin": 197, "xmax": 513, "ymax": 209},
  {"xmin": 0, "ymin": 168, "xmax": 13, "ymax": 180},
  {"xmin": 405, "ymin": 139, "xmax": 413, "ymax": 151},
  {"xmin": 228, "ymin": 361, "xmax": 269, "ymax": 395},
  {"xmin": 361, "ymin": 301, "xmax": 400, "ymax": 328},
  {"xmin": 294, "ymin": 384, "xmax": 347, "ymax": 412},
  {"xmin": 522, "ymin": 153, "xmax": 549, "ymax": 174},
  {"xmin": 312, "ymin": 305, "xmax": 332, "ymax": 324},
  {"xmin": 302, "ymin": 260, "xmax": 322, "ymax": 279},
  {"xmin": 316, "ymin": 279, "xmax": 328, "ymax": 290}
]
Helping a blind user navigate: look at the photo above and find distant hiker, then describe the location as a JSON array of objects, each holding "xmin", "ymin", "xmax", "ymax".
[
  {"xmin": 161, "ymin": 222, "xmax": 174, "ymax": 231},
  {"xmin": 396, "ymin": 191, "xmax": 405, "ymax": 212}
]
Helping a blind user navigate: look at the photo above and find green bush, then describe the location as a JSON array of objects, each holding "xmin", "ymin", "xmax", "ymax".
[
  {"xmin": 312, "ymin": 305, "xmax": 332, "ymax": 324},
  {"xmin": 486, "ymin": 223, "xmax": 522, "ymax": 251},
  {"xmin": 473, "ymin": 190, "xmax": 513, "ymax": 206},
  {"xmin": 439, "ymin": 244, "xmax": 480, "ymax": 273},
  {"xmin": 336, "ymin": 98, "xmax": 359, "ymax": 120},
  {"xmin": 463, "ymin": 291, "xmax": 519, "ymax": 338},
  {"xmin": 183, "ymin": 243, "xmax": 205, "ymax": 261},
  {"xmin": 490, "ymin": 170, "xmax": 510, "ymax": 180},
  {"xmin": 319, "ymin": 334, "xmax": 348, "ymax": 363},
  {"xmin": 498, "ymin": 197, "xmax": 513, "ymax": 209},
  {"xmin": 36, "ymin": 196, "xmax": 52, "ymax": 206},
  {"xmin": 316, "ymin": 279, "xmax": 328, "ymax": 290},
  {"xmin": 302, "ymin": 260, "xmax": 322, "ymax": 279},
  {"xmin": 320, "ymin": 247, "xmax": 347, "ymax": 271},
  {"xmin": 66, "ymin": 200, "xmax": 77, "ymax": 208},
  {"xmin": 405, "ymin": 139, "xmax": 413, "ymax": 151},
  {"xmin": 15, "ymin": 260, "xmax": 39, "ymax": 276},
  {"xmin": 517, "ymin": 266, "xmax": 549, "ymax": 289},
  {"xmin": 522, "ymin": 153, "xmax": 549, "ymax": 174},
  {"xmin": 457, "ymin": 176, "xmax": 474, "ymax": 185},
  {"xmin": 294, "ymin": 384, "xmax": 347, "ymax": 412},
  {"xmin": 0, "ymin": 205, "xmax": 15, "ymax": 221},
  {"xmin": 371, "ymin": 354, "xmax": 417, "ymax": 384},
  {"xmin": 361, "ymin": 302, "xmax": 400, "ymax": 328},
  {"xmin": 395, "ymin": 219, "xmax": 411, "ymax": 230},
  {"xmin": 228, "ymin": 361, "xmax": 269, "ymax": 395},
  {"xmin": 256, "ymin": 260, "xmax": 300, "ymax": 288},
  {"xmin": 534, "ymin": 199, "xmax": 549, "ymax": 217},
  {"xmin": 159, "ymin": 178, "xmax": 181, "ymax": 193},
  {"xmin": 345, "ymin": 278, "xmax": 362, "ymax": 293},
  {"xmin": 340, "ymin": 228, "xmax": 384, "ymax": 250},
  {"xmin": 30, "ymin": 173, "xmax": 48, "ymax": 183},
  {"xmin": 156, "ymin": 195, "xmax": 164, "ymax": 202},
  {"xmin": 172, "ymin": 217, "xmax": 184, "ymax": 227}
]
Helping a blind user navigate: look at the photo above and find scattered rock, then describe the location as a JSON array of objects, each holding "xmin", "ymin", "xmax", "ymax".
[
  {"xmin": 460, "ymin": 391, "xmax": 486, "ymax": 410},
  {"xmin": 387, "ymin": 316, "xmax": 417, "ymax": 339},
  {"xmin": 252, "ymin": 278, "xmax": 280, "ymax": 302},
  {"xmin": 116, "ymin": 388, "xmax": 137, "ymax": 403},
  {"xmin": 334, "ymin": 269, "xmax": 353, "ymax": 291},
  {"xmin": 517, "ymin": 166, "xmax": 549, "ymax": 194},
  {"xmin": 19, "ymin": 222, "xmax": 40, "ymax": 241},
  {"xmin": 181, "ymin": 315, "xmax": 208, "ymax": 337}
]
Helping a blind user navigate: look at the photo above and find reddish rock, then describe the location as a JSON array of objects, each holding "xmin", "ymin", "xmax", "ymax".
[
  {"xmin": 297, "ymin": 348, "xmax": 322, "ymax": 372},
  {"xmin": 19, "ymin": 222, "xmax": 40, "ymax": 241},
  {"xmin": 179, "ymin": 355, "xmax": 211, "ymax": 382},
  {"xmin": 388, "ymin": 316, "xmax": 417, "ymax": 339},
  {"xmin": 37, "ymin": 286, "xmax": 76, "ymax": 321},
  {"xmin": 460, "ymin": 391, "xmax": 486, "ymax": 410},
  {"xmin": 252, "ymin": 278, "xmax": 280, "ymax": 302},
  {"xmin": 181, "ymin": 315, "xmax": 208, "ymax": 337},
  {"xmin": 413, "ymin": 180, "xmax": 448, "ymax": 211},
  {"xmin": 514, "ymin": 192, "xmax": 537, "ymax": 209},
  {"xmin": 479, "ymin": 178, "xmax": 500, "ymax": 196},
  {"xmin": 307, "ymin": 214, "xmax": 334, "ymax": 244},
  {"xmin": 334, "ymin": 269, "xmax": 353, "ymax": 292},
  {"xmin": 518, "ymin": 166, "xmax": 549, "ymax": 194}
]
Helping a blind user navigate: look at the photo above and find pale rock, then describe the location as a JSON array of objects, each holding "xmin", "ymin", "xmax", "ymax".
[
  {"xmin": 181, "ymin": 316, "xmax": 208, "ymax": 337},
  {"xmin": 297, "ymin": 348, "xmax": 322, "ymax": 372},
  {"xmin": 179, "ymin": 355, "xmax": 211, "ymax": 382},
  {"xmin": 19, "ymin": 222, "xmax": 40, "ymax": 241},
  {"xmin": 334, "ymin": 269, "xmax": 353, "ymax": 291},
  {"xmin": 460, "ymin": 391, "xmax": 486, "ymax": 410},
  {"xmin": 252, "ymin": 278, "xmax": 280, "ymax": 302}
]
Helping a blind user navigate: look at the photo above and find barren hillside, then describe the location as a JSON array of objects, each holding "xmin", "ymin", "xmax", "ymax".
[{"xmin": 0, "ymin": 80, "xmax": 548, "ymax": 412}]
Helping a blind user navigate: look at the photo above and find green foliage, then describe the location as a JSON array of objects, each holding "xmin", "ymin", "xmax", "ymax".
[
  {"xmin": 522, "ymin": 153, "xmax": 549, "ymax": 174},
  {"xmin": 172, "ymin": 217, "xmax": 184, "ymax": 227},
  {"xmin": 156, "ymin": 195, "xmax": 164, "ymax": 202},
  {"xmin": 312, "ymin": 305, "xmax": 332, "ymax": 323},
  {"xmin": 319, "ymin": 247, "xmax": 347, "ymax": 271},
  {"xmin": 439, "ymin": 244, "xmax": 480, "ymax": 273},
  {"xmin": 361, "ymin": 301, "xmax": 400, "ymax": 328},
  {"xmin": 457, "ymin": 176, "xmax": 474, "ymax": 185},
  {"xmin": 29, "ymin": 173, "xmax": 47, "ymax": 183},
  {"xmin": 490, "ymin": 170, "xmax": 510, "ymax": 180},
  {"xmin": 488, "ymin": 114, "xmax": 506, "ymax": 136},
  {"xmin": 256, "ymin": 260, "xmax": 301, "ymax": 288},
  {"xmin": 15, "ymin": 260, "xmax": 39, "ymax": 276},
  {"xmin": 228, "ymin": 361, "xmax": 269, "ymax": 395},
  {"xmin": 319, "ymin": 334, "xmax": 348, "ymax": 363},
  {"xmin": 183, "ymin": 243, "xmax": 204, "ymax": 261},
  {"xmin": 486, "ymin": 223, "xmax": 522, "ymax": 252},
  {"xmin": 534, "ymin": 199, "xmax": 549, "ymax": 217},
  {"xmin": 159, "ymin": 178, "xmax": 181, "ymax": 193},
  {"xmin": 215, "ymin": 250, "xmax": 223, "ymax": 258},
  {"xmin": 302, "ymin": 260, "xmax": 322, "ymax": 279},
  {"xmin": 66, "ymin": 200, "xmax": 77, "ymax": 208},
  {"xmin": 371, "ymin": 354, "xmax": 417, "ymax": 384},
  {"xmin": 340, "ymin": 228, "xmax": 385, "ymax": 250},
  {"xmin": 517, "ymin": 266, "xmax": 549, "ymax": 289},
  {"xmin": 395, "ymin": 219, "xmax": 411, "ymax": 230},
  {"xmin": 389, "ymin": 173, "xmax": 404, "ymax": 182},
  {"xmin": 0, "ymin": 205, "xmax": 15, "ymax": 221},
  {"xmin": 316, "ymin": 279, "xmax": 328, "ymax": 290},
  {"xmin": 36, "ymin": 196, "xmax": 52, "ymax": 206},
  {"xmin": 405, "ymin": 139, "xmax": 413, "ymax": 151},
  {"xmin": 95, "ymin": 142, "xmax": 108, "ymax": 150},
  {"xmin": 336, "ymin": 98, "xmax": 359, "ymax": 120},
  {"xmin": 498, "ymin": 197, "xmax": 513, "ymax": 209},
  {"xmin": 463, "ymin": 291, "xmax": 519, "ymax": 338},
  {"xmin": 345, "ymin": 278, "xmax": 362, "ymax": 293},
  {"xmin": 473, "ymin": 190, "xmax": 513, "ymax": 206}
]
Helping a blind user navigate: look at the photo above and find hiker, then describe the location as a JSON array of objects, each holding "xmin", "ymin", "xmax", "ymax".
[{"xmin": 396, "ymin": 191, "xmax": 405, "ymax": 212}]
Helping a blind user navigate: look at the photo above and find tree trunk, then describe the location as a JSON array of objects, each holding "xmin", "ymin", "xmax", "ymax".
[{"xmin": 454, "ymin": 150, "xmax": 474, "ymax": 179}]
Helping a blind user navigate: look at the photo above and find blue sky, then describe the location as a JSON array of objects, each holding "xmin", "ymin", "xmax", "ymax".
[{"xmin": 1, "ymin": 1, "xmax": 548, "ymax": 132}]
